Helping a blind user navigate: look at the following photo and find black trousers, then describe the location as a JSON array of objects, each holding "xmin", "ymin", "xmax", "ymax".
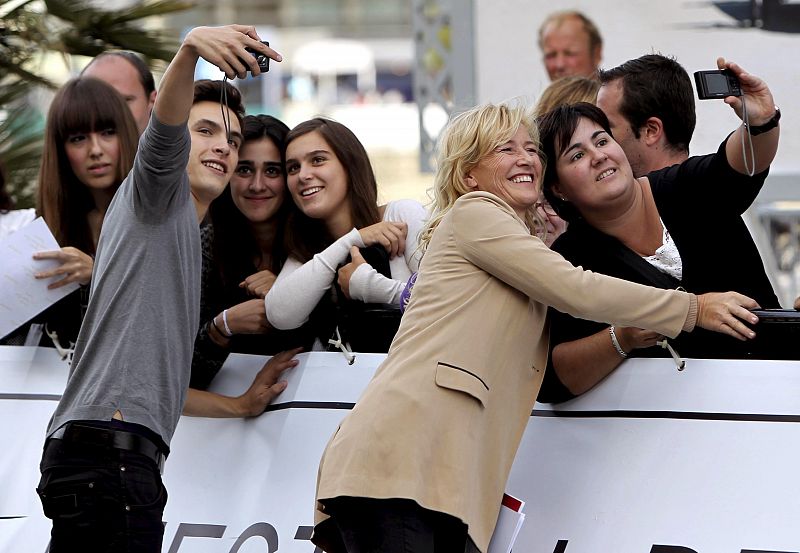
[
  {"xmin": 320, "ymin": 497, "xmax": 481, "ymax": 553},
  {"xmin": 37, "ymin": 431, "xmax": 168, "ymax": 553}
]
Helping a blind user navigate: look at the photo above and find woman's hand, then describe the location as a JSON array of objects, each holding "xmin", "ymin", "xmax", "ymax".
[
  {"xmin": 237, "ymin": 348, "xmax": 302, "ymax": 417},
  {"xmin": 696, "ymin": 291, "xmax": 760, "ymax": 340},
  {"xmin": 240, "ymin": 269, "xmax": 277, "ymax": 298},
  {"xmin": 535, "ymin": 199, "xmax": 567, "ymax": 248},
  {"xmin": 337, "ymin": 246, "xmax": 368, "ymax": 300},
  {"xmin": 358, "ymin": 221, "xmax": 407, "ymax": 258},
  {"xmin": 614, "ymin": 326, "xmax": 662, "ymax": 353},
  {"xmin": 33, "ymin": 247, "xmax": 94, "ymax": 289},
  {"xmin": 225, "ymin": 298, "xmax": 271, "ymax": 335},
  {"xmin": 184, "ymin": 348, "xmax": 302, "ymax": 417}
]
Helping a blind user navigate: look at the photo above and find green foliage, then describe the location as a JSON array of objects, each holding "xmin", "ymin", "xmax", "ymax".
[
  {"xmin": 0, "ymin": 0, "xmax": 194, "ymax": 208},
  {"xmin": 0, "ymin": 106, "xmax": 42, "ymax": 208}
]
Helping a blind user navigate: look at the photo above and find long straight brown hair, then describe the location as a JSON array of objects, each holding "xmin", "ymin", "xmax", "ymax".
[
  {"xmin": 36, "ymin": 77, "xmax": 139, "ymax": 254},
  {"xmin": 283, "ymin": 118, "xmax": 381, "ymax": 263}
]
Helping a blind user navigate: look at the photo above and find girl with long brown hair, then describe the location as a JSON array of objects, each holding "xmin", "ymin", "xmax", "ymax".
[
  {"xmin": 9, "ymin": 77, "xmax": 139, "ymax": 347},
  {"xmin": 264, "ymin": 118, "xmax": 427, "ymax": 353}
]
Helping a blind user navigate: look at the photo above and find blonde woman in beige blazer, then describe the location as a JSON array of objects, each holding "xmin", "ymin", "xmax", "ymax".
[{"xmin": 311, "ymin": 104, "xmax": 758, "ymax": 553}]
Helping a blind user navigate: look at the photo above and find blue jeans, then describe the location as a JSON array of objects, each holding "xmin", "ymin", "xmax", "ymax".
[{"xmin": 37, "ymin": 431, "xmax": 168, "ymax": 553}]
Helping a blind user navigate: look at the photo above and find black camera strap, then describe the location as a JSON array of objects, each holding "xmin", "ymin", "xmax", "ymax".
[{"xmin": 220, "ymin": 75, "xmax": 233, "ymax": 145}]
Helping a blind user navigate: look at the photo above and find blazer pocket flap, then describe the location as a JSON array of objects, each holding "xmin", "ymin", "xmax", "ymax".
[{"xmin": 435, "ymin": 363, "xmax": 489, "ymax": 406}]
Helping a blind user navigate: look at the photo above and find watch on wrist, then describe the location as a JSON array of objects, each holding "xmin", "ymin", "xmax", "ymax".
[{"xmin": 746, "ymin": 107, "xmax": 781, "ymax": 136}]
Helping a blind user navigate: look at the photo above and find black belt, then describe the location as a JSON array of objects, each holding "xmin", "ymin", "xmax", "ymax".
[{"xmin": 58, "ymin": 422, "xmax": 166, "ymax": 473}]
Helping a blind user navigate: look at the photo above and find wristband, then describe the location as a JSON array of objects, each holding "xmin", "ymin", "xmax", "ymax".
[
  {"xmin": 609, "ymin": 326, "xmax": 628, "ymax": 358},
  {"xmin": 745, "ymin": 106, "xmax": 780, "ymax": 136},
  {"xmin": 221, "ymin": 309, "xmax": 234, "ymax": 337},
  {"xmin": 211, "ymin": 317, "xmax": 229, "ymax": 339}
]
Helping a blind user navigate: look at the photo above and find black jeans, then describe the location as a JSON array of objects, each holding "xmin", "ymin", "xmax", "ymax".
[
  {"xmin": 321, "ymin": 497, "xmax": 481, "ymax": 553},
  {"xmin": 37, "ymin": 432, "xmax": 168, "ymax": 553}
]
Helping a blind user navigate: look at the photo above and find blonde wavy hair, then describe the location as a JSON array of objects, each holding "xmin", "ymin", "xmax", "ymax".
[
  {"xmin": 534, "ymin": 75, "xmax": 599, "ymax": 117},
  {"xmin": 418, "ymin": 103, "xmax": 546, "ymax": 253}
]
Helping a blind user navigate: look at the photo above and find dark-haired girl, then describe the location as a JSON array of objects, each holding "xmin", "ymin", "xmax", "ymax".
[
  {"xmin": 191, "ymin": 114, "xmax": 313, "ymax": 390},
  {"xmin": 264, "ymin": 118, "xmax": 427, "ymax": 352}
]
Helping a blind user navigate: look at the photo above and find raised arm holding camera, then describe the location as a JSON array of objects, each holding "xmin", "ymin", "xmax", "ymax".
[
  {"xmin": 714, "ymin": 58, "xmax": 780, "ymax": 175},
  {"xmin": 536, "ymin": 57, "xmax": 781, "ymax": 403}
]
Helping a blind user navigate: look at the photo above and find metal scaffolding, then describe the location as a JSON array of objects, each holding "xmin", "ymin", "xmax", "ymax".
[{"xmin": 412, "ymin": 0, "xmax": 475, "ymax": 172}]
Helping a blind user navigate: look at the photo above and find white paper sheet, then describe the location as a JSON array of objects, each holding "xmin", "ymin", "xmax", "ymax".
[
  {"xmin": 0, "ymin": 218, "xmax": 80, "ymax": 338},
  {"xmin": 488, "ymin": 493, "xmax": 526, "ymax": 553}
]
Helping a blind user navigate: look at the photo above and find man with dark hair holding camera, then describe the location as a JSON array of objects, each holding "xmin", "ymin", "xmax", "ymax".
[
  {"xmin": 596, "ymin": 54, "xmax": 697, "ymax": 178},
  {"xmin": 596, "ymin": 54, "xmax": 781, "ymax": 183},
  {"xmin": 592, "ymin": 54, "xmax": 780, "ymax": 312},
  {"xmin": 35, "ymin": 26, "xmax": 289, "ymax": 552}
]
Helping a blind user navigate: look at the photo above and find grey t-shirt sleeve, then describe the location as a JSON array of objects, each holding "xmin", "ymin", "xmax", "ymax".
[{"xmin": 126, "ymin": 115, "xmax": 192, "ymax": 218}]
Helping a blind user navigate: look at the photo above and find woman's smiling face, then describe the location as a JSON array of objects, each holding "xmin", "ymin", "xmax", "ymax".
[
  {"xmin": 230, "ymin": 137, "xmax": 286, "ymax": 224},
  {"xmin": 466, "ymin": 125, "xmax": 543, "ymax": 218},
  {"xmin": 285, "ymin": 131, "xmax": 350, "ymax": 223},
  {"xmin": 551, "ymin": 117, "xmax": 634, "ymax": 215}
]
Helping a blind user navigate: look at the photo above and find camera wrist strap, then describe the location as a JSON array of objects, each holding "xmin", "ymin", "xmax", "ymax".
[{"xmin": 740, "ymin": 95, "xmax": 756, "ymax": 177}]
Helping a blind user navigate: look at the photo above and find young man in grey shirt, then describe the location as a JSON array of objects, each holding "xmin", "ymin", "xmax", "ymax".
[{"xmin": 36, "ymin": 26, "xmax": 293, "ymax": 552}]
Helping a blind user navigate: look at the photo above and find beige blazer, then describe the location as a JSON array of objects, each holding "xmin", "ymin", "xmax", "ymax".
[{"xmin": 314, "ymin": 192, "xmax": 696, "ymax": 552}]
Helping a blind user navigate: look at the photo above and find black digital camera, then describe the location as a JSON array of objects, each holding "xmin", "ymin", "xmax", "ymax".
[
  {"xmin": 245, "ymin": 41, "xmax": 270, "ymax": 73},
  {"xmin": 694, "ymin": 69, "xmax": 741, "ymax": 100}
]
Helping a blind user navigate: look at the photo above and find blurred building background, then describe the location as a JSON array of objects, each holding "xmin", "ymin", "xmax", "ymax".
[
  {"xmin": 168, "ymin": 0, "xmax": 433, "ymax": 205},
  {"xmin": 17, "ymin": 0, "xmax": 433, "ymax": 206},
  {"xmin": 7, "ymin": 0, "xmax": 800, "ymax": 306}
]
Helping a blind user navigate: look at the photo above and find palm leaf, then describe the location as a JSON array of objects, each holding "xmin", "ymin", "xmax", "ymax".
[
  {"xmin": 44, "ymin": 0, "xmax": 193, "ymax": 61},
  {"xmin": 0, "ymin": 105, "xmax": 43, "ymax": 208},
  {"xmin": 1, "ymin": 0, "xmax": 195, "ymax": 206}
]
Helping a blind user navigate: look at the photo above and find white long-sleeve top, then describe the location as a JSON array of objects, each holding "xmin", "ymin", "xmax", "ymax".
[{"xmin": 265, "ymin": 199, "xmax": 428, "ymax": 330}]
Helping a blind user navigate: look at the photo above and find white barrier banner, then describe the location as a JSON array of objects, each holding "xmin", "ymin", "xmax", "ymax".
[{"xmin": 1, "ymin": 346, "xmax": 799, "ymax": 553}]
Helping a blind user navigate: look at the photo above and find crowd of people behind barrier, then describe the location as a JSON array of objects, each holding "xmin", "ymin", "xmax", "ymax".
[{"xmin": 0, "ymin": 13, "xmax": 790, "ymax": 553}]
